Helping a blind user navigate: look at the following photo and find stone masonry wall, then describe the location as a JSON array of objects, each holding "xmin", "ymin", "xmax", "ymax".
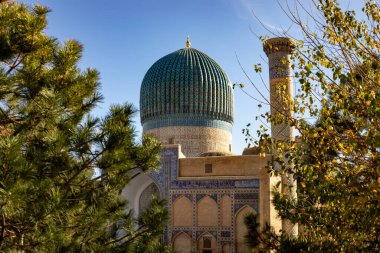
[{"xmin": 145, "ymin": 126, "xmax": 232, "ymax": 157}]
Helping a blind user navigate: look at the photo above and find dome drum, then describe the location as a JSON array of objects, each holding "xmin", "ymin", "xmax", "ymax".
[
  {"xmin": 144, "ymin": 125, "xmax": 232, "ymax": 157},
  {"xmin": 140, "ymin": 45, "xmax": 234, "ymax": 157}
]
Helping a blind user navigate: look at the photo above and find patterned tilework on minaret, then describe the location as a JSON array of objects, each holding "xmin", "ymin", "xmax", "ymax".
[{"xmin": 263, "ymin": 37, "xmax": 298, "ymax": 237}]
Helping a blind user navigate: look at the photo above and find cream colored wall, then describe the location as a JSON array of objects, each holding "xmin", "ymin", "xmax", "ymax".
[
  {"xmin": 222, "ymin": 243, "xmax": 231, "ymax": 253},
  {"xmin": 145, "ymin": 126, "xmax": 232, "ymax": 157},
  {"xmin": 169, "ymin": 154, "xmax": 283, "ymax": 251},
  {"xmin": 235, "ymin": 206, "xmax": 256, "ymax": 253},
  {"xmin": 221, "ymin": 195, "xmax": 232, "ymax": 227},
  {"xmin": 173, "ymin": 233, "xmax": 192, "ymax": 253},
  {"xmin": 260, "ymin": 169, "xmax": 282, "ymax": 233},
  {"xmin": 197, "ymin": 196, "xmax": 218, "ymax": 227},
  {"xmin": 178, "ymin": 155, "xmax": 268, "ymax": 178},
  {"xmin": 173, "ymin": 196, "xmax": 193, "ymax": 227}
]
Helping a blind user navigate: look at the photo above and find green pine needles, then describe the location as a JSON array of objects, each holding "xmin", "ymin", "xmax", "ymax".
[{"xmin": 0, "ymin": 2, "xmax": 169, "ymax": 252}]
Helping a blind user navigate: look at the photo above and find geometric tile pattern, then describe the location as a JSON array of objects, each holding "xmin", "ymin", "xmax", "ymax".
[
  {"xmin": 154, "ymin": 146, "xmax": 260, "ymax": 252},
  {"xmin": 263, "ymin": 37, "xmax": 297, "ymax": 236},
  {"xmin": 263, "ymin": 38, "xmax": 295, "ymax": 142},
  {"xmin": 143, "ymin": 116, "xmax": 233, "ymax": 132}
]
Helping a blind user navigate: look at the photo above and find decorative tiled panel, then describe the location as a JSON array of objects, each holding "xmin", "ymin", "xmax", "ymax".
[
  {"xmin": 268, "ymin": 53, "xmax": 292, "ymax": 79},
  {"xmin": 172, "ymin": 193, "xmax": 192, "ymax": 201},
  {"xmin": 158, "ymin": 143, "xmax": 263, "ymax": 251},
  {"xmin": 265, "ymin": 38, "xmax": 295, "ymax": 143},
  {"xmin": 263, "ymin": 37, "xmax": 296, "ymax": 56},
  {"xmin": 269, "ymin": 77, "xmax": 294, "ymax": 141},
  {"xmin": 263, "ymin": 37, "xmax": 295, "ymax": 80},
  {"xmin": 143, "ymin": 116, "xmax": 232, "ymax": 132},
  {"xmin": 149, "ymin": 166, "xmax": 166, "ymax": 198},
  {"xmin": 234, "ymin": 202, "xmax": 259, "ymax": 213},
  {"xmin": 196, "ymin": 230, "xmax": 218, "ymax": 239},
  {"xmin": 221, "ymin": 231, "xmax": 231, "ymax": 238},
  {"xmin": 235, "ymin": 193, "xmax": 259, "ymax": 200},
  {"xmin": 196, "ymin": 193, "xmax": 217, "ymax": 202},
  {"xmin": 167, "ymin": 188, "xmax": 260, "ymax": 251},
  {"xmin": 172, "ymin": 230, "xmax": 192, "ymax": 238},
  {"xmin": 171, "ymin": 179, "xmax": 259, "ymax": 189}
]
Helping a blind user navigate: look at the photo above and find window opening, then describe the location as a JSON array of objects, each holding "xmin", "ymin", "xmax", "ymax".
[
  {"xmin": 205, "ymin": 164, "xmax": 212, "ymax": 173},
  {"xmin": 203, "ymin": 237, "xmax": 211, "ymax": 248}
]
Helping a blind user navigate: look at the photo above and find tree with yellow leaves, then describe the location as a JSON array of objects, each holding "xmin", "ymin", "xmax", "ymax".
[{"xmin": 245, "ymin": 0, "xmax": 379, "ymax": 252}]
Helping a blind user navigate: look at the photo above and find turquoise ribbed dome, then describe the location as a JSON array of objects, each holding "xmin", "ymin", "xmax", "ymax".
[{"xmin": 140, "ymin": 47, "xmax": 234, "ymax": 129}]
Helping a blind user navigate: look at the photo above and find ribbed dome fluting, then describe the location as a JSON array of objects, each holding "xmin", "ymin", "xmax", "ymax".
[{"xmin": 140, "ymin": 47, "xmax": 234, "ymax": 126}]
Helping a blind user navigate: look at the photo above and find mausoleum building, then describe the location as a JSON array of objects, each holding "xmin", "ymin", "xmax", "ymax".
[{"xmin": 122, "ymin": 37, "xmax": 296, "ymax": 253}]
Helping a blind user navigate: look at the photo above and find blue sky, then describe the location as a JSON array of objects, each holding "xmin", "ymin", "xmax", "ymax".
[{"xmin": 18, "ymin": 0, "xmax": 361, "ymax": 154}]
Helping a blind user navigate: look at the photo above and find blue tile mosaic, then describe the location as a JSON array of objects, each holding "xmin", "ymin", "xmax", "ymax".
[
  {"xmin": 171, "ymin": 179, "xmax": 259, "ymax": 189},
  {"xmin": 196, "ymin": 193, "xmax": 217, "ymax": 202},
  {"xmin": 142, "ymin": 116, "xmax": 232, "ymax": 132},
  {"xmin": 172, "ymin": 230, "xmax": 192, "ymax": 238},
  {"xmin": 268, "ymin": 53, "xmax": 292, "ymax": 79},
  {"xmin": 172, "ymin": 193, "xmax": 192, "ymax": 202},
  {"xmin": 234, "ymin": 193, "xmax": 259, "ymax": 200},
  {"xmin": 234, "ymin": 202, "xmax": 259, "ymax": 213},
  {"xmin": 140, "ymin": 47, "xmax": 234, "ymax": 126},
  {"xmin": 196, "ymin": 230, "xmax": 218, "ymax": 239},
  {"xmin": 221, "ymin": 231, "xmax": 231, "ymax": 237}
]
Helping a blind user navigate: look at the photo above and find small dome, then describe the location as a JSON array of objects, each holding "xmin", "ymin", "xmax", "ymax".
[
  {"xmin": 242, "ymin": 147, "xmax": 261, "ymax": 156},
  {"xmin": 199, "ymin": 151, "xmax": 234, "ymax": 157},
  {"xmin": 140, "ymin": 47, "xmax": 233, "ymax": 129}
]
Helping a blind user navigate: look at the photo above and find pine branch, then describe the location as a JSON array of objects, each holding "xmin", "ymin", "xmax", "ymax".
[
  {"xmin": 5, "ymin": 54, "xmax": 26, "ymax": 76},
  {"xmin": 0, "ymin": 213, "xmax": 5, "ymax": 246},
  {"xmin": 65, "ymin": 148, "xmax": 107, "ymax": 185}
]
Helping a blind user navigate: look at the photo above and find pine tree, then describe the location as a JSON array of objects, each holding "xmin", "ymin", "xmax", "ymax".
[
  {"xmin": 244, "ymin": 0, "xmax": 379, "ymax": 252},
  {"xmin": 0, "ymin": 2, "xmax": 169, "ymax": 252}
]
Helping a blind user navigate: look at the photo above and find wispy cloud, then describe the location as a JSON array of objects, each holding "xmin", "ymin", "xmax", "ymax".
[
  {"xmin": 228, "ymin": 0, "xmax": 296, "ymax": 36},
  {"xmin": 261, "ymin": 20, "xmax": 291, "ymax": 34}
]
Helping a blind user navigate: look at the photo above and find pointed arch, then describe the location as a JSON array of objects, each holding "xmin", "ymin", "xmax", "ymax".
[
  {"xmin": 173, "ymin": 196, "xmax": 193, "ymax": 227},
  {"xmin": 121, "ymin": 172, "xmax": 156, "ymax": 218},
  {"xmin": 221, "ymin": 195, "xmax": 232, "ymax": 227},
  {"xmin": 197, "ymin": 232, "xmax": 217, "ymax": 253},
  {"xmin": 173, "ymin": 232, "xmax": 192, "ymax": 253},
  {"xmin": 222, "ymin": 243, "xmax": 231, "ymax": 253},
  {"xmin": 138, "ymin": 182, "xmax": 159, "ymax": 214},
  {"xmin": 235, "ymin": 205, "xmax": 256, "ymax": 253},
  {"xmin": 197, "ymin": 196, "xmax": 217, "ymax": 226}
]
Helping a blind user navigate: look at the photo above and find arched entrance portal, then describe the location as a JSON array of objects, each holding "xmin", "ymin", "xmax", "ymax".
[
  {"xmin": 121, "ymin": 172, "xmax": 161, "ymax": 217},
  {"xmin": 235, "ymin": 205, "xmax": 256, "ymax": 253},
  {"xmin": 139, "ymin": 182, "xmax": 160, "ymax": 214},
  {"xmin": 197, "ymin": 232, "xmax": 217, "ymax": 253}
]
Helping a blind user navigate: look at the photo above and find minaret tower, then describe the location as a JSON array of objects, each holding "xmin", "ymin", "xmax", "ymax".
[{"xmin": 263, "ymin": 37, "xmax": 298, "ymax": 236}]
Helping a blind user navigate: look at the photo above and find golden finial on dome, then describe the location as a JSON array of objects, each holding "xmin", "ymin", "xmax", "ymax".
[{"xmin": 186, "ymin": 36, "xmax": 191, "ymax": 48}]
